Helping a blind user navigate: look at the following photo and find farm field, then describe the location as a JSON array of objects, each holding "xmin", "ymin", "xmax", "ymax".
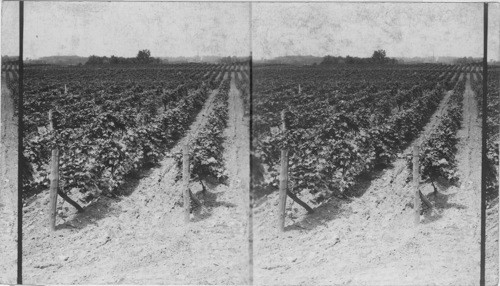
[
  {"xmin": 252, "ymin": 64, "xmax": 488, "ymax": 285},
  {"xmin": 0, "ymin": 63, "xmax": 19, "ymax": 284},
  {"xmin": 6, "ymin": 59, "xmax": 499, "ymax": 284},
  {"xmin": 22, "ymin": 63, "xmax": 251, "ymax": 284}
]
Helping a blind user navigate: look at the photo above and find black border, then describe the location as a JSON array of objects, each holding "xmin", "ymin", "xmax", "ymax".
[
  {"xmin": 248, "ymin": 4, "xmax": 254, "ymax": 286},
  {"xmin": 480, "ymin": 2, "xmax": 488, "ymax": 286},
  {"xmin": 17, "ymin": 1, "xmax": 24, "ymax": 284}
]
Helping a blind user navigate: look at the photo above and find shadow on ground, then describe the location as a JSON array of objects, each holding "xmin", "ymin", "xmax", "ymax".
[
  {"xmin": 422, "ymin": 180, "xmax": 467, "ymax": 224},
  {"xmin": 57, "ymin": 163, "xmax": 158, "ymax": 231},
  {"xmin": 285, "ymin": 165, "xmax": 388, "ymax": 232},
  {"xmin": 190, "ymin": 183, "xmax": 237, "ymax": 222}
]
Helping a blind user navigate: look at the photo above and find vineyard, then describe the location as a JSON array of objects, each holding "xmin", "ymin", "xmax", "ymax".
[
  {"xmin": 23, "ymin": 63, "xmax": 252, "ymax": 284},
  {"xmin": 5, "ymin": 59, "xmax": 499, "ymax": 284},
  {"xmin": 253, "ymin": 64, "xmax": 468, "ymax": 202},
  {"xmin": 253, "ymin": 63, "xmax": 489, "ymax": 285},
  {"xmin": 24, "ymin": 64, "xmax": 225, "ymax": 200}
]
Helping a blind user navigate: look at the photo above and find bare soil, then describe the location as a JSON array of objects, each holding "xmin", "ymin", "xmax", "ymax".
[
  {"xmin": 254, "ymin": 73, "xmax": 484, "ymax": 285},
  {"xmin": 0, "ymin": 71, "xmax": 18, "ymax": 284},
  {"xmin": 487, "ymin": 198, "xmax": 499, "ymax": 286},
  {"xmin": 23, "ymin": 72, "xmax": 251, "ymax": 284}
]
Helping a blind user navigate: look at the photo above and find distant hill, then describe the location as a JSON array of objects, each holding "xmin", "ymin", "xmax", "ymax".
[
  {"xmin": 160, "ymin": 55, "xmax": 249, "ymax": 64},
  {"xmin": 254, "ymin": 55, "xmax": 323, "ymax": 66},
  {"xmin": 25, "ymin": 55, "xmax": 88, "ymax": 66},
  {"xmin": 396, "ymin": 56, "xmax": 483, "ymax": 65},
  {"xmin": 25, "ymin": 54, "xmax": 248, "ymax": 66},
  {"xmin": 255, "ymin": 55, "xmax": 486, "ymax": 66}
]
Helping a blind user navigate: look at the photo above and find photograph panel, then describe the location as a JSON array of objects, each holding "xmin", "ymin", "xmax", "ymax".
[
  {"xmin": 251, "ymin": 2, "xmax": 488, "ymax": 285},
  {"xmin": 0, "ymin": 1, "xmax": 19, "ymax": 284},
  {"xmin": 22, "ymin": 2, "xmax": 250, "ymax": 284}
]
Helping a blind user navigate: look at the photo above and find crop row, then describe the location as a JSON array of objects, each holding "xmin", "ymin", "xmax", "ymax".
[
  {"xmin": 176, "ymin": 76, "xmax": 231, "ymax": 184},
  {"xmin": 416, "ymin": 74, "xmax": 466, "ymax": 183}
]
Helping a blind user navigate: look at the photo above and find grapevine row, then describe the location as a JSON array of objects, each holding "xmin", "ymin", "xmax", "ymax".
[
  {"xmin": 176, "ymin": 76, "xmax": 231, "ymax": 184},
  {"xmin": 416, "ymin": 74, "xmax": 466, "ymax": 183}
]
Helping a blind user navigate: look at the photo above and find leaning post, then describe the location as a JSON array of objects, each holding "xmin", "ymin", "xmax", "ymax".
[{"xmin": 278, "ymin": 110, "xmax": 289, "ymax": 232}]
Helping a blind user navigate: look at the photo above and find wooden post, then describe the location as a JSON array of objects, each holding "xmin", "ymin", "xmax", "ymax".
[
  {"xmin": 278, "ymin": 110, "xmax": 289, "ymax": 232},
  {"xmin": 412, "ymin": 145, "xmax": 421, "ymax": 225},
  {"xmin": 49, "ymin": 149, "xmax": 59, "ymax": 231},
  {"xmin": 298, "ymin": 84, "xmax": 302, "ymax": 95},
  {"xmin": 182, "ymin": 144, "xmax": 191, "ymax": 223},
  {"xmin": 64, "ymin": 84, "xmax": 67, "ymax": 94},
  {"xmin": 48, "ymin": 110, "xmax": 59, "ymax": 231},
  {"xmin": 278, "ymin": 150, "xmax": 289, "ymax": 231}
]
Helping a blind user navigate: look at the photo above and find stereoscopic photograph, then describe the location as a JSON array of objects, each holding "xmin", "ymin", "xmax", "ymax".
[
  {"xmin": 251, "ymin": 2, "xmax": 498, "ymax": 285},
  {"xmin": 21, "ymin": 2, "xmax": 250, "ymax": 284},
  {"xmin": 0, "ymin": 1, "xmax": 498, "ymax": 285}
]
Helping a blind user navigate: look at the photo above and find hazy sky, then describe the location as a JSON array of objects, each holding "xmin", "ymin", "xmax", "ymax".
[
  {"xmin": 489, "ymin": 3, "xmax": 500, "ymax": 61},
  {"xmin": 2, "ymin": 2, "xmax": 499, "ymax": 61},
  {"xmin": 24, "ymin": 2, "xmax": 250, "ymax": 59},
  {"xmin": 253, "ymin": 2, "xmax": 499, "ymax": 61},
  {"xmin": 1, "ymin": 1, "xmax": 19, "ymax": 56}
]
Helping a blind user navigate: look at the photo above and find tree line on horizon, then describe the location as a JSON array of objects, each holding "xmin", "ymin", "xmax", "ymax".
[
  {"xmin": 1, "ymin": 55, "xmax": 19, "ymax": 64},
  {"xmin": 320, "ymin": 49, "xmax": 398, "ymax": 65},
  {"xmin": 86, "ymin": 49, "xmax": 161, "ymax": 65}
]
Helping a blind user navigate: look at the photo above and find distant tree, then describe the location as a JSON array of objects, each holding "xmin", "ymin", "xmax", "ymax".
[
  {"xmin": 372, "ymin": 49, "xmax": 387, "ymax": 63},
  {"xmin": 137, "ymin": 49, "xmax": 152, "ymax": 62},
  {"xmin": 86, "ymin": 55, "xmax": 105, "ymax": 65},
  {"xmin": 110, "ymin": 55, "xmax": 119, "ymax": 64}
]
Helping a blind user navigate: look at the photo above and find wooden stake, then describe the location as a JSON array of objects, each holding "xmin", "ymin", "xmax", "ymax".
[
  {"xmin": 182, "ymin": 144, "xmax": 191, "ymax": 223},
  {"xmin": 419, "ymin": 190, "xmax": 433, "ymax": 210},
  {"xmin": 188, "ymin": 189, "xmax": 205, "ymax": 211},
  {"xmin": 57, "ymin": 190, "xmax": 83, "ymax": 212},
  {"xmin": 287, "ymin": 190, "xmax": 314, "ymax": 214},
  {"xmin": 412, "ymin": 145, "xmax": 421, "ymax": 225},
  {"xmin": 278, "ymin": 110, "xmax": 289, "ymax": 232},
  {"xmin": 48, "ymin": 109, "xmax": 55, "ymax": 130},
  {"xmin": 49, "ymin": 149, "xmax": 59, "ymax": 231},
  {"xmin": 278, "ymin": 150, "xmax": 289, "ymax": 232},
  {"xmin": 48, "ymin": 109, "xmax": 59, "ymax": 231}
]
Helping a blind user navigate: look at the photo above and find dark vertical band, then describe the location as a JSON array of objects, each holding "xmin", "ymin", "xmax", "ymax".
[
  {"xmin": 17, "ymin": 1, "xmax": 24, "ymax": 285},
  {"xmin": 248, "ymin": 3, "xmax": 254, "ymax": 285},
  {"xmin": 480, "ymin": 2, "xmax": 487, "ymax": 286}
]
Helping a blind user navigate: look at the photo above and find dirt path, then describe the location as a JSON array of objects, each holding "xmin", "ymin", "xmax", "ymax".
[
  {"xmin": 0, "ymin": 71, "xmax": 18, "ymax": 284},
  {"xmin": 221, "ymin": 71, "xmax": 251, "ymax": 282},
  {"xmin": 487, "ymin": 197, "xmax": 499, "ymax": 286},
  {"xmin": 254, "ymin": 73, "xmax": 481, "ymax": 285},
  {"xmin": 24, "ymin": 71, "xmax": 248, "ymax": 284}
]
